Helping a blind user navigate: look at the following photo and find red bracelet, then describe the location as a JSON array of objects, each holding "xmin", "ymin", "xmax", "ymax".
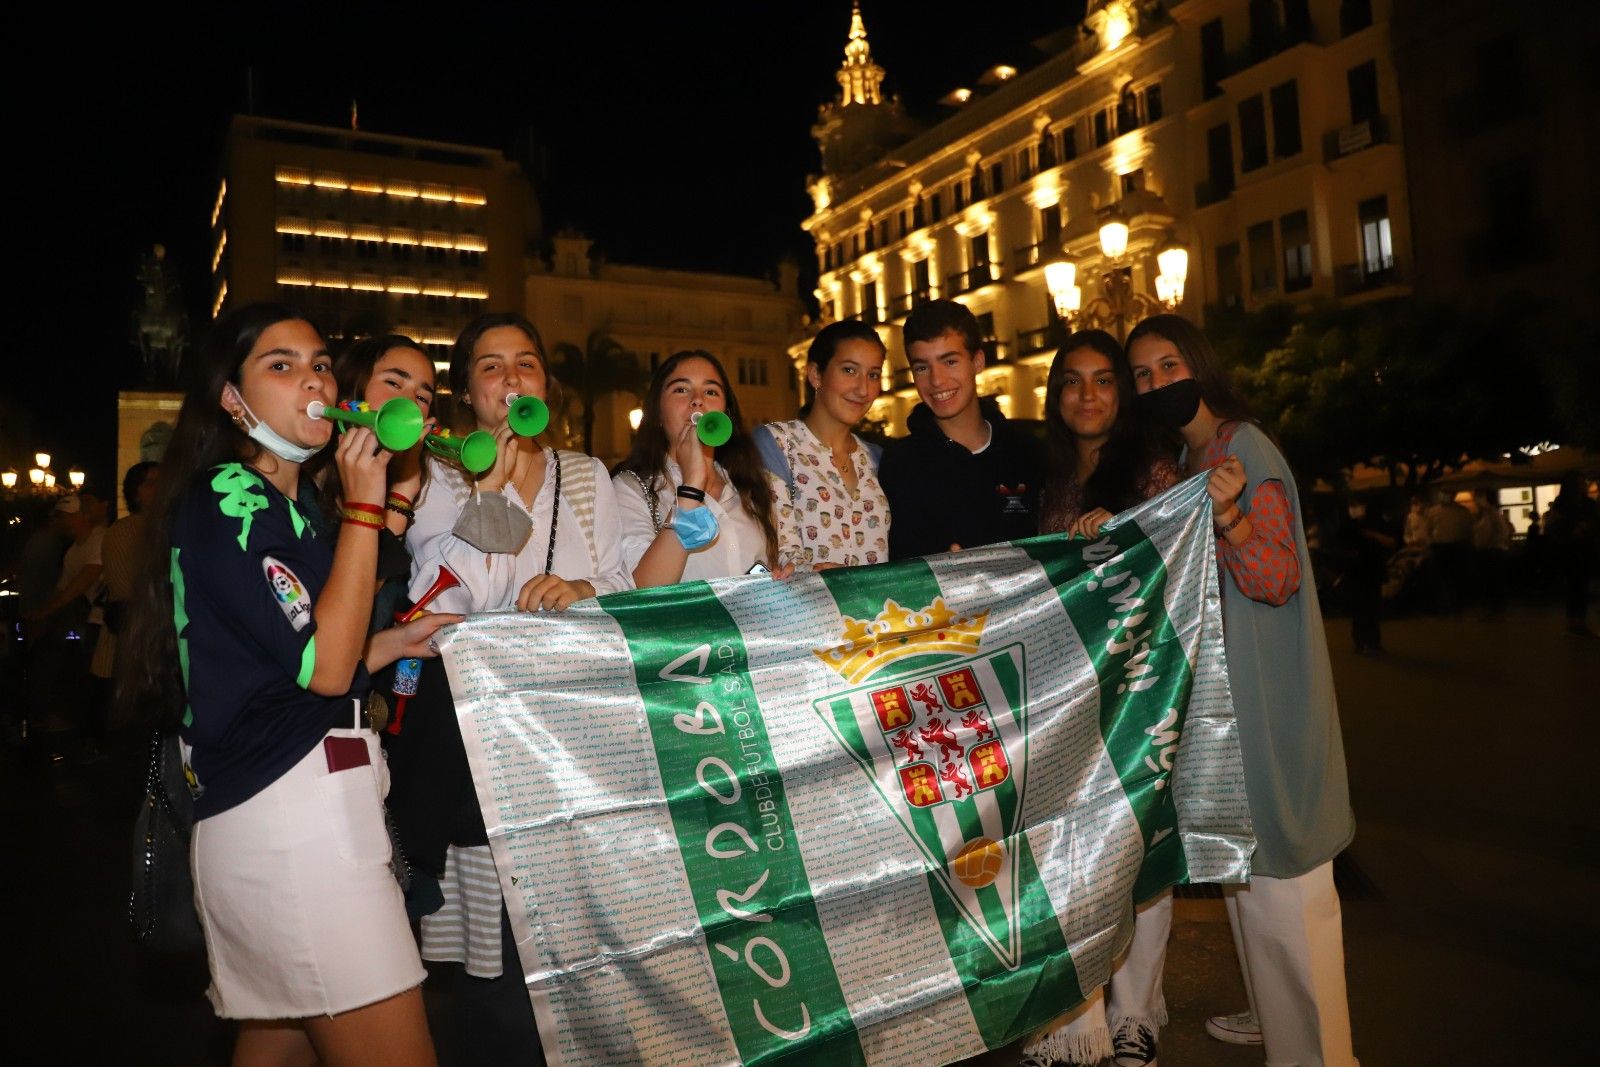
[
  {"xmin": 341, "ymin": 511, "xmax": 384, "ymax": 529},
  {"xmin": 343, "ymin": 501, "xmax": 385, "ymax": 516},
  {"xmin": 385, "ymin": 491, "xmax": 412, "ymax": 507}
]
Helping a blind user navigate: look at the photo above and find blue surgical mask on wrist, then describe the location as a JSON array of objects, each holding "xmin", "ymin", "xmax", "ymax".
[{"xmin": 672, "ymin": 505, "xmax": 720, "ymax": 551}]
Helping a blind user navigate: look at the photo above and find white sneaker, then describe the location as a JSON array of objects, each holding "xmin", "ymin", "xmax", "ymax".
[{"xmin": 1205, "ymin": 1010, "xmax": 1263, "ymax": 1046}]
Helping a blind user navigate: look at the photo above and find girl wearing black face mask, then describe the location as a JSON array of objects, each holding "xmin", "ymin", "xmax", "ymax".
[{"xmin": 1125, "ymin": 315, "xmax": 1359, "ymax": 1067}]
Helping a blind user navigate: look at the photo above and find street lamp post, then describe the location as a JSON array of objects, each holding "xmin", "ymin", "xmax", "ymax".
[{"xmin": 1044, "ymin": 215, "xmax": 1189, "ymax": 345}]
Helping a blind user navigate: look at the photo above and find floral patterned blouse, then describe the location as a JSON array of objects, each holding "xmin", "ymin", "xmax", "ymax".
[{"xmin": 753, "ymin": 419, "xmax": 890, "ymax": 570}]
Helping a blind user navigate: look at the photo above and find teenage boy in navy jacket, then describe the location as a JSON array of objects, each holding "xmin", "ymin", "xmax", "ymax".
[{"xmin": 879, "ymin": 300, "xmax": 1043, "ymax": 559}]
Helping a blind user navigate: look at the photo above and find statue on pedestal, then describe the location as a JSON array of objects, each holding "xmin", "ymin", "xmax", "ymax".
[{"xmin": 133, "ymin": 244, "xmax": 189, "ymax": 385}]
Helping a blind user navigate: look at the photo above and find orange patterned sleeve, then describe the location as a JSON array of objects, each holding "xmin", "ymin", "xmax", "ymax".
[{"xmin": 1218, "ymin": 478, "xmax": 1301, "ymax": 606}]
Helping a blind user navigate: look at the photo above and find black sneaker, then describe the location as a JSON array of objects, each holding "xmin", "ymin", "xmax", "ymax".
[
  {"xmin": 1112, "ymin": 1020, "xmax": 1157, "ymax": 1067},
  {"xmin": 1016, "ymin": 1054, "xmax": 1068, "ymax": 1067}
]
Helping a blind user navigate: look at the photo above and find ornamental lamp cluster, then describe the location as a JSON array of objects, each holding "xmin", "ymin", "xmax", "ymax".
[
  {"xmin": 1043, "ymin": 216, "xmax": 1190, "ymax": 341},
  {"xmin": 2, "ymin": 452, "xmax": 84, "ymax": 495}
]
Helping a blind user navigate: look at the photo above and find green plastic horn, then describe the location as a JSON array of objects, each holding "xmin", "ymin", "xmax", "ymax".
[
  {"xmin": 691, "ymin": 410, "xmax": 733, "ymax": 447},
  {"xmin": 424, "ymin": 429, "xmax": 498, "ymax": 474},
  {"xmin": 506, "ymin": 393, "xmax": 550, "ymax": 437},
  {"xmin": 307, "ymin": 398, "xmax": 425, "ymax": 452}
]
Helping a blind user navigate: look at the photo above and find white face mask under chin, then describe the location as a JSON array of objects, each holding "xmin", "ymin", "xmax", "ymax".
[{"xmin": 227, "ymin": 386, "xmax": 323, "ymax": 465}]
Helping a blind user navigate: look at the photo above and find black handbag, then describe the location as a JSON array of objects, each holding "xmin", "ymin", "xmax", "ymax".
[{"xmin": 128, "ymin": 730, "xmax": 204, "ymax": 952}]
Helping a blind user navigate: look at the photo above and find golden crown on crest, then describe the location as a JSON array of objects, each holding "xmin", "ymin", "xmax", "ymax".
[{"xmin": 814, "ymin": 597, "xmax": 988, "ymax": 685}]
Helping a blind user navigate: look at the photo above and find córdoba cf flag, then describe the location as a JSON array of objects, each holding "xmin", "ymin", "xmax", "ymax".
[{"xmin": 438, "ymin": 472, "xmax": 1253, "ymax": 1066}]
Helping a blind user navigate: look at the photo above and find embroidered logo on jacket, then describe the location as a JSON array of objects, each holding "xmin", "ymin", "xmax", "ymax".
[{"xmin": 262, "ymin": 556, "xmax": 313, "ymax": 631}]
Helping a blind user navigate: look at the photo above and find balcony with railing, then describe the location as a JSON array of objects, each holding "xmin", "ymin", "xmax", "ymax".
[
  {"xmin": 1323, "ymin": 116, "xmax": 1389, "ymax": 161},
  {"xmin": 886, "ymin": 287, "xmax": 932, "ymax": 320},
  {"xmin": 1016, "ymin": 325, "xmax": 1057, "ymax": 358},
  {"xmin": 982, "ymin": 339, "xmax": 1011, "ymax": 365},
  {"xmin": 1333, "ymin": 259, "xmax": 1402, "ymax": 296},
  {"xmin": 1013, "ymin": 239, "xmax": 1055, "ymax": 275},
  {"xmin": 947, "ymin": 263, "xmax": 999, "ymax": 297}
]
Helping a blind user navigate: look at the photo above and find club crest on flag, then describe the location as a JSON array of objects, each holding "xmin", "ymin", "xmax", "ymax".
[{"xmin": 813, "ymin": 597, "xmax": 1030, "ymax": 969}]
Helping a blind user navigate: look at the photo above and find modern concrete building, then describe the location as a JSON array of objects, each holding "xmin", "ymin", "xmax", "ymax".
[
  {"xmin": 799, "ymin": 1, "xmax": 1413, "ymax": 432},
  {"xmin": 528, "ymin": 235, "xmax": 804, "ymax": 466},
  {"xmin": 210, "ymin": 115, "xmax": 539, "ymax": 369}
]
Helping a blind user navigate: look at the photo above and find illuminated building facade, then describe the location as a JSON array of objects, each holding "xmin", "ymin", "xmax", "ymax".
[
  {"xmin": 800, "ymin": 1, "xmax": 1412, "ymax": 432},
  {"xmin": 528, "ymin": 235, "xmax": 804, "ymax": 465},
  {"xmin": 211, "ymin": 115, "xmax": 539, "ymax": 369}
]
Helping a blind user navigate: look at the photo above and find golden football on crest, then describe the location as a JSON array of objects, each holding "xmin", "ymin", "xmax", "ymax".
[{"xmin": 952, "ymin": 837, "xmax": 1004, "ymax": 889}]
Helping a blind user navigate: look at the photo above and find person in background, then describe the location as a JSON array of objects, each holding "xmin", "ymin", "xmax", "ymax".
[
  {"xmin": 878, "ymin": 300, "xmax": 1042, "ymax": 558},
  {"xmin": 1023, "ymin": 327, "xmax": 1179, "ymax": 1067},
  {"xmin": 1336, "ymin": 495, "xmax": 1395, "ymax": 655},
  {"xmin": 1428, "ymin": 490, "xmax": 1473, "ymax": 615},
  {"xmin": 89, "ymin": 461, "xmax": 161, "ymax": 751},
  {"xmin": 23, "ymin": 492, "xmax": 106, "ymax": 745},
  {"xmin": 1522, "ymin": 507, "xmax": 1545, "ymax": 589},
  {"xmin": 753, "ymin": 319, "xmax": 890, "ymax": 571},
  {"xmin": 1544, "ymin": 473, "xmax": 1598, "ymax": 638},
  {"xmin": 14, "ymin": 506, "xmax": 68, "ymax": 738},
  {"xmin": 1472, "ymin": 490, "xmax": 1512, "ymax": 619},
  {"xmin": 1127, "ymin": 313, "xmax": 1358, "ymax": 1067},
  {"xmin": 1403, "ymin": 496, "xmax": 1430, "ymax": 549},
  {"xmin": 614, "ymin": 349, "xmax": 784, "ymax": 586}
]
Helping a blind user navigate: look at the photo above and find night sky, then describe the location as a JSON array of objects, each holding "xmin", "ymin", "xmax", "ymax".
[{"xmin": 13, "ymin": 1, "xmax": 1083, "ymax": 479}]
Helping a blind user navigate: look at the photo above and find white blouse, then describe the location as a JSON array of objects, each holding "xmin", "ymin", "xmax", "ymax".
[
  {"xmin": 613, "ymin": 459, "xmax": 771, "ymax": 581},
  {"xmin": 406, "ymin": 450, "xmax": 632, "ymax": 615}
]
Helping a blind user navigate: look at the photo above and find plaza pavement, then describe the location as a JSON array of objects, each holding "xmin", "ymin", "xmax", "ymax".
[{"xmin": 9, "ymin": 604, "xmax": 1595, "ymax": 1065}]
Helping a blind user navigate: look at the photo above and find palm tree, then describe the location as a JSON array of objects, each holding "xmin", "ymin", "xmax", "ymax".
[{"xmin": 548, "ymin": 330, "xmax": 649, "ymax": 456}]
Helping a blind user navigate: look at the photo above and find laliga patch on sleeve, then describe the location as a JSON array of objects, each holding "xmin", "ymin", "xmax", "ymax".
[{"xmin": 262, "ymin": 556, "xmax": 314, "ymax": 631}]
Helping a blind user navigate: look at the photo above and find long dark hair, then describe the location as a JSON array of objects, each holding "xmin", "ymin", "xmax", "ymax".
[
  {"xmin": 313, "ymin": 333, "xmax": 432, "ymax": 525},
  {"xmin": 118, "ymin": 303, "xmax": 320, "ymax": 726},
  {"xmin": 1127, "ymin": 313, "xmax": 1255, "ymax": 424},
  {"xmin": 802, "ymin": 319, "xmax": 885, "ymax": 416},
  {"xmin": 613, "ymin": 350, "xmax": 779, "ymax": 567},
  {"xmin": 1042, "ymin": 328, "xmax": 1173, "ymax": 518}
]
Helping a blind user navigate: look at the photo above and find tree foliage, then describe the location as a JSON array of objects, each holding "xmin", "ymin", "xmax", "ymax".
[
  {"xmin": 548, "ymin": 331, "xmax": 649, "ymax": 456},
  {"xmin": 1207, "ymin": 299, "xmax": 1569, "ymax": 488}
]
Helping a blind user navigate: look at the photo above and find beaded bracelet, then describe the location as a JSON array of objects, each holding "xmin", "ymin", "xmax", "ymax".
[
  {"xmin": 385, "ymin": 500, "xmax": 416, "ymax": 520},
  {"xmin": 1216, "ymin": 509, "xmax": 1247, "ymax": 537}
]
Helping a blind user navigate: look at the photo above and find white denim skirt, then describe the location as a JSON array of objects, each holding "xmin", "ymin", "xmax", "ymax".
[{"xmin": 190, "ymin": 726, "xmax": 425, "ymax": 1019}]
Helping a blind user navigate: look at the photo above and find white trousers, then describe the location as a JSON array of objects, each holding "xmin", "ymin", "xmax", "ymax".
[
  {"xmin": 1224, "ymin": 861, "xmax": 1359, "ymax": 1067},
  {"xmin": 1028, "ymin": 890, "xmax": 1172, "ymax": 1063}
]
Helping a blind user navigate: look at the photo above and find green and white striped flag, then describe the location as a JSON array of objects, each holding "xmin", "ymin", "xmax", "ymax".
[{"xmin": 439, "ymin": 472, "xmax": 1253, "ymax": 1066}]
